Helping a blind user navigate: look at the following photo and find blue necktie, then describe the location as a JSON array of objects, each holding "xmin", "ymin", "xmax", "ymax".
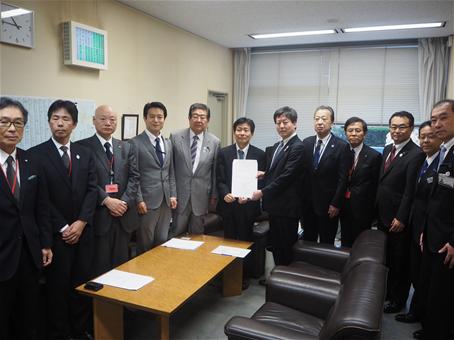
[
  {"xmin": 104, "ymin": 142, "xmax": 113, "ymax": 162},
  {"xmin": 155, "ymin": 137, "xmax": 164, "ymax": 167},
  {"xmin": 238, "ymin": 149, "xmax": 245, "ymax": 159},
  {"xmin": 418, "ymin": 160, "xmax": 429, "ymax": 181},
  {"xmin": 313, "ymin": 139, "xmax": 323, "ymax": 169},
  {"xmin": 437, "ymin": 145, "xmax": 447, "ymax": 171},
  {"xmin": 270, "ymin": 141, "xmax": 284, "ymax": 169}
]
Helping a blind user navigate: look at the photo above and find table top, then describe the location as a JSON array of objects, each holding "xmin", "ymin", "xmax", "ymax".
[{"xmin": 76, "ymin": 235, "xmax": 252, "ymax": 316}]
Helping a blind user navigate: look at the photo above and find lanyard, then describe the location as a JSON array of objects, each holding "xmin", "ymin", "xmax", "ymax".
[{"xmin": 108, "ymin": 155, "xmax": 115, "ymax": 184}]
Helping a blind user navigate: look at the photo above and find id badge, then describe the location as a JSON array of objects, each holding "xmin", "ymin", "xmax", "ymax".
[
  {"xmin": 438, "ymin": 173, "xmax": 454, "ymax": 189},
  {"xmin": 105, "ymin": 184, "xmax": 119, "ymax": 193}
]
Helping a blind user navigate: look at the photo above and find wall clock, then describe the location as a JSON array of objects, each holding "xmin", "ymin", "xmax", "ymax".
[{"xmin": 1, "ymin": 2, "xmax": 34, "ymax": 48}]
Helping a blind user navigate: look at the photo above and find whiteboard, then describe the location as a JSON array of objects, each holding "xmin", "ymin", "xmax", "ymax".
[{"xmin": 4, "ymin": 95, "xmax": 96, "ymax": 149}]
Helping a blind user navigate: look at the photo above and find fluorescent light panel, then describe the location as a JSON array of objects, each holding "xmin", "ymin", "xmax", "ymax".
[
  {"xmin": 1, "ymin": 8, "xmax": 31, "ymax": 19},
  {"xmin": 250, "ymin": 29, "xmax": 336, "ymax": 39},
  {"xmin": 343, "ymin": 22, "xmax": 444, "ymax": 33}
]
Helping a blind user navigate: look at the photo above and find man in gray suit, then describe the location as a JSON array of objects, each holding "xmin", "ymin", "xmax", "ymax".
[
  {"xmin": 130, "ymin": 102, "xmax": 177, "ymax": 253},
  {"xmin": 170, "ymin": 103, "xmax": 220, "ymax": 236},
  {"xmin": 78, "ymin": 105, "xmax": 140, "ymax": 276}
]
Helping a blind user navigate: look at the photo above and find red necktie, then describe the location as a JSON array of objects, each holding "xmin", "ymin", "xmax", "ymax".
[{"xmin": 384, "ymin": 145, "xmax": 396, "ymax": 171}]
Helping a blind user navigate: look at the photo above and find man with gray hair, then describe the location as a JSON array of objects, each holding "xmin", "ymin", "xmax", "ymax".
[
  {"xmin": 78, "ymin": 105, "xmax": 140, "ymax": 275},
  {"xmin": 170, "ymin": 103, "xmax": 220, "ymax": 236},
  {"xmin": 252, "ymin": 106, "xmax": 304, "ymax": 266}
]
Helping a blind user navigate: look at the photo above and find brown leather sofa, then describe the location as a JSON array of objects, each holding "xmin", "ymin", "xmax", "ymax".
[
  {"xmin": 225, "ymin": 261, "xmax": 388, "ymax": 340},
  {"xmin": 271, "ymin": 229, "xmax": 386, "ymax": 286},
  {"xmin": 224, "ymin": 230, "xmax": 388, "ymax": 339}
]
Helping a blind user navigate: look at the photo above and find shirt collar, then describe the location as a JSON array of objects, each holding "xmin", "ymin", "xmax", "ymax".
[
  {"xmin": 189, "ymin": 129, "xmax": 204, "ymax": 141},
  {"xmin": 236, "ymin": 143, "xmax": 250, "ymax": 155},
  {"xmin": 0, "ymin": 148, "xmax": 17, "ymax": 165},
  {"xmin": 52, "ymin": 137, "xmax": 70, "ymax": 151},
  {"xmin": 441, "ymin": 136, "xmax": 454, "ymax": 153},
  {"xmin": 316, "ymin": 133, "xmax": 331, "ymax": 145},
  {"xmin": 426, "ymin": 151, "xmax": 440, "ymax": 166},
  {"xmin": 393, "ymin": 138, "xmax": 411, "ymax": 153},
  {"xmin": 352, "ymin": 142, "xmax": 363, "ymax": 156},
  {"xmin": 96, "ymin": 133, "xmax": 112, "ymax": 147},
  {"xmin": 282, "ymin": 132, "xmax": 297, "ymax": 145},
  {"xmin": 145, "ymin": 129, "xmax": 162, "ymax": 142}
]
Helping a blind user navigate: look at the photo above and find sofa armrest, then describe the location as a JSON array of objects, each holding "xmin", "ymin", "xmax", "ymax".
[
  {"xmin": 225, "ymin": 316, "xmax": 318, "ymax": 340},
  {"xmin": 293, "ymin": 240, "xmax": 350, "ymax": 272},
  {"xmin": 266, "ymin": 272, "xmax": 339, "ymax": 319}
]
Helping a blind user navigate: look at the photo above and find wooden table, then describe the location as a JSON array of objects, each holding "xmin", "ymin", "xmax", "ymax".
[{"xmin": 76, "ymin": 235, "xmax": 252, "ymax": 340}]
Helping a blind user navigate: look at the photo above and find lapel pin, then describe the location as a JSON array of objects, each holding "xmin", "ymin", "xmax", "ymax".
[
  {"xmin": 76, "ymin": 154, "xmax": 80, "ymax": 159},
  {"xmin": 25, "ymin": 159, "xmax": 28, "ymax": 162},
  {"xmin": 331, "ymin": 144, "xmax": 334, "ymax": 148},
  {"xmin": 399, "ymin": 153, "xmax": 403, "ymax": 157},
  {"xmin": 446, "ymin": 171, "xmax": 451, "ymax": 176}
]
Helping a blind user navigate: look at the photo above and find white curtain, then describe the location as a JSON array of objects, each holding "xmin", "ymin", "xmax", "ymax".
[
  {"xmin": 233, "ymin": 48, "xmax": 251, "ymax": 118},
  {"xmin": 418, "ymin": 37, "xmax": 450, "ymax": 119}
]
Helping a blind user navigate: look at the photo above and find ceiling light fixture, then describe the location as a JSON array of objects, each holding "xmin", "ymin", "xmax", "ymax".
[
  {"xmin": 1, "ymin": 8, "xmax": 31, "ymax": 19},
  {"xmin": 250, "ymin": 29, "xmax": 336, "ymax": 39},
  {"xmin": 342, "ymin": 22, "xmax": 445, "ymax": 33}
]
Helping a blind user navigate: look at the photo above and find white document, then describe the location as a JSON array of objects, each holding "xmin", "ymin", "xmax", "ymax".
[
  {"xmin": 212, "ymin": 245, "xmax": 251, "ymax": 258},
  {"xmin": 162, "ymin": 238, "xmax": 204, "ymax": 250},
  {"xmin": 93, "ymin": 269, "xmax": 154, "ymax": 290},
  {"xmin": 231, "ymin": 159, "xmax": 258, "ymax": 198}
]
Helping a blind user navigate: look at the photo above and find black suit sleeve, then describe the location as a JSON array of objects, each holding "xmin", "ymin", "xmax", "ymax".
[
  {"xmin": 36, "ymin": 162, "xmax": 52, "ymax": 249},
  {"xmin": 77, "ymin": 152, "xmax": 98, "ymax": 225},
  {"xmin": 216, "ymin": 150, "xmax": 230, "ymax": 199},
  {"xmin": 262, "ymin": 143, "xmax": 304, "ymax": 198},
  {"xmin": 370, "ymin": 151, "xmax": 383, "ymax": 207},
  {"xmin": 396, "ymin": 152, "xmax": 421, "ymax": 226},
  {"xmin": 120, "ymin": 142, "xmax": 140, "ymax": 205},
  {"xmin": 331, "ymin": 142, "xmax": 352, "ymax": 209}
]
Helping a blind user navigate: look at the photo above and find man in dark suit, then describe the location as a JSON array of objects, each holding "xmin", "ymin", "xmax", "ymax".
[
  {"xmin": 251, "ymin": 106, "xmax": 304, "ymax": 266},
  {"xmin": 339, "ymin": 117, "xmax": 382, "ymax": 247},
  {"xmin": 416, "ymin": 100, "xmax": 454, "ymax": 340},
  {"xmin": 376, "ymin": 111, "xmax": 422, "ymax": 314},
  {"xmin": 0, "ymin": 97, "xmax": 52, "ymax": 340},
  {"xmin": 301, "ymin": 105, "xmax": 351, "ymax": 245},
  {"xmin": 395, "ymin": 121, "xmax": 440, "ymax": 327},
  {"xmin": 78, "ymin": 105, "xmax": 140, "ymax": 276},
  {"xmin": 29, "ymin": 100, "xmax": 97, "ymax": 340},
  {"xmin": 217, "ymin": 117, "xmax": 265, "ymax": 287}
]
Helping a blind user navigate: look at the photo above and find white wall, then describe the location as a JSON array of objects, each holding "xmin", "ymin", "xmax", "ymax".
[{"xmin": 0, "ymin": 0, "xmax": 233, "ymax": 139}]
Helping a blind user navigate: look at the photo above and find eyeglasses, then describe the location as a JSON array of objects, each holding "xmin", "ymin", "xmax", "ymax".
[
  {"xmin": 390, "ymin": 125, "xmax": 410, "ymax": 131},
  {"xmin": 0, "ymin": 120, "xmax": 26, "ymax": 129},
  {"xmin": 191, "ymin": 114, "xmax": 208, "ymax": 121}
]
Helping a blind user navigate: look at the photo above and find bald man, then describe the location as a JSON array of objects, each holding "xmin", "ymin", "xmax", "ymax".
[{"xmin": 78, "ymin": 105, "xmax": 140, "ymax": 276}]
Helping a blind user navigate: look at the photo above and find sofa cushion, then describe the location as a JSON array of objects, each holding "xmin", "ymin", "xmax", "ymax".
[
  {"xmin": 252, "ymin": 302, "xmax": 324, "ymax": 337},
  {"xmin": 272, "ymin": 262, "xmax": 341, "ymax": 285},
  {"xmin": 319, "ymin": 262, "xmax": 387, "ymax": 340}
]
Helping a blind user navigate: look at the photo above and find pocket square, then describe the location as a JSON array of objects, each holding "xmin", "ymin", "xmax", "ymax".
[{"xmin": 28, "ymin": 175, "xmax": 37, "ymax": 180}]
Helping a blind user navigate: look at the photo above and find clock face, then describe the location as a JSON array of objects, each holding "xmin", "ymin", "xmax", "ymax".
[{"xmin": 1, "ymin": 3, "xmax": 34, "ymax": 48}]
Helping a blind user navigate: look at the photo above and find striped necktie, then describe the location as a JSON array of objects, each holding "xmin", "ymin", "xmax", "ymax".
[{"xmin": 191, "ymin": 135, "xmax": 199, "ymax": 166}]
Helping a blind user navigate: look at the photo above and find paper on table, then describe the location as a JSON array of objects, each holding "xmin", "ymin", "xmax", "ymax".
[
  {"xmin": 93, "ymin": 269, "xmax": 154, "ymax": 290},
  {"xmin": 161, "ymin": 238, "xmax": 204, "ymax": 250},
  {"xmin": 212, "ymin": 245, "xmax": 251, "ymax": 258},
  {"xmin": 231, "ymin": 159, "xmax": 258, "ymax": 198}
]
